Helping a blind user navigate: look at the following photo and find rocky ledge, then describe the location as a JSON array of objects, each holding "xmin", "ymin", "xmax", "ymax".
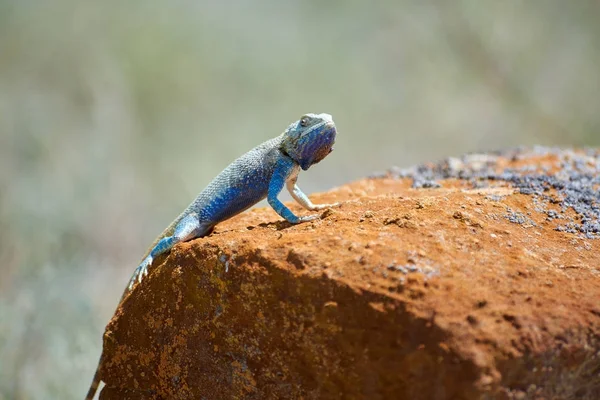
[{"xmin": 98, "ymin": 147, "xmax": 600, "ymax": 400}]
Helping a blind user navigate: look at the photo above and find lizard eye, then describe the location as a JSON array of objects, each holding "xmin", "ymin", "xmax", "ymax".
[{"xmin": 299, "ymin": 116, "xmax": 310, "ymax": 127}]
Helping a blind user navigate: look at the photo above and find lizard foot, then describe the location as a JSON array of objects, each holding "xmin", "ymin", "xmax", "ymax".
[
  {"xmin": 128, "ymin": 256, "xmax": 153, "ymax": 290},
  {"xmin": 311, "ymin": 202, "xmax": 341, "ymax": 211}
]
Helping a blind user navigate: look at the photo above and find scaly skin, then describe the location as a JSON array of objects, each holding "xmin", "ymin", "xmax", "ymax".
[{"xmin": 85, "ymin": 113, "xmax": 339, "ymax": 400}]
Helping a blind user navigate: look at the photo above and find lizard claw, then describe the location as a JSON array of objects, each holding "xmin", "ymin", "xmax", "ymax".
[
  {"xmin": 298, "ymin": 203, "xmax": 341, "ymax": 222},
  {"xmin": 298, "ymin": 214, "xmax": 320, "ymax": 222},
  {"xmin": 311, "ymin": 202, "xmax": 341, "ymax": 211}
]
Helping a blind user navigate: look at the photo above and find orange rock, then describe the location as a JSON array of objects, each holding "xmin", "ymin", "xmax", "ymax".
[{"xmin": 98, "ymin": 149, "xmax": 600, "ymax": 400}]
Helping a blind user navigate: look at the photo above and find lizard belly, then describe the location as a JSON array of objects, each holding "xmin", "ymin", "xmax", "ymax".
[
  {"xmin": 196, "ymin": 163, "xmax": 275, "ymax": 224},
  {"xmin": 193, "ymin": 138, "xmax": 282, "ymax": 225},
  {"xmin": 201, "ymin": 185, "xmax": 268, "ymax": 223}
]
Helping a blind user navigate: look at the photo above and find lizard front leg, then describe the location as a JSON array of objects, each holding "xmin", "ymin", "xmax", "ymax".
[
  {"xmin": 285, "ymin": 165, "xmax": 340, "ymax": 211},
  {"xmin": 268, "ymin": 158, "xmax": 319, "ymax": 223}
]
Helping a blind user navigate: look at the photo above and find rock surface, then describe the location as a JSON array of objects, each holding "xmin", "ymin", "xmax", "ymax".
[{"xmin": 98, "ymin": 148, "xmax": 600, "ymax": 400}]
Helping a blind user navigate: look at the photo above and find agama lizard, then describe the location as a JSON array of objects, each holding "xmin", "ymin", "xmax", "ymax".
[{"xmin": 85, "ymin": 113, "xmax": 339, "ymax": 399}]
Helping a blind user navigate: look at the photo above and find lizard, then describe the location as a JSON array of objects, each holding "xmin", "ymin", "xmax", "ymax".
[{"xmin": 85, "ymin": 113, "xmax": 340, "ymax": 400}]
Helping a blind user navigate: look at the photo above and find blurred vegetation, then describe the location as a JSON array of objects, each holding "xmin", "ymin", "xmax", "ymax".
[{"xmin": 0, "ymin": 1, "xmax": 599, "ymax": 398}]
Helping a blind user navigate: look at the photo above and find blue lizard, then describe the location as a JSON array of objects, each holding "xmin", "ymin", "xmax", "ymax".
[
  {"xmin": 129, "ymin": 112, "xmax": 338, "ymax": 289},
  {"xmin": 85, "ymin": 113, "xmax": 339, "ymax": 399}
]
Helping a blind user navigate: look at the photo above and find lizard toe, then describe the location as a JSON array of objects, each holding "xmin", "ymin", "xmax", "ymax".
[{"xmin": 299, "ymin": 214, "xmax": 320, "ymax": 222}]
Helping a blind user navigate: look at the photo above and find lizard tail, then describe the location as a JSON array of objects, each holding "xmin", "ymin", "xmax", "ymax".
[{"xmin": 85, "ymin": 357, "xmax": 102, "ymax": 400}]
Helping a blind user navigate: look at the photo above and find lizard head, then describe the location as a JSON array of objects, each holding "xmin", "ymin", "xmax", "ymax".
[{"xmin": 282, "ymin": 113, "xmax": 336, "ymax": 171}]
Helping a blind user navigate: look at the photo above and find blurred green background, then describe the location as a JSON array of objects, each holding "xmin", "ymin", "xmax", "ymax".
[{"xmin": 1, "ymin": 0, "xmax": 599, "ymax": 398}]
